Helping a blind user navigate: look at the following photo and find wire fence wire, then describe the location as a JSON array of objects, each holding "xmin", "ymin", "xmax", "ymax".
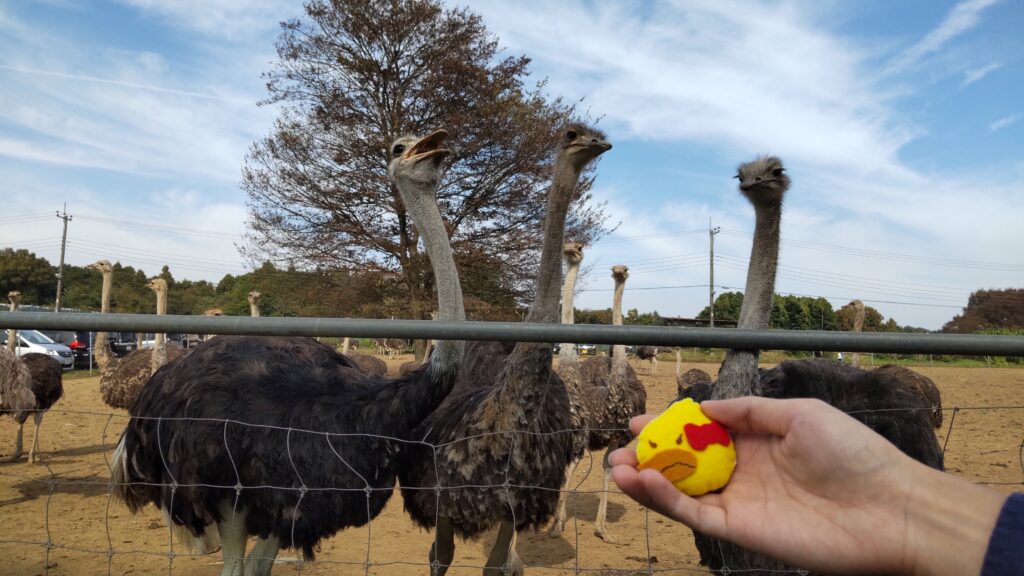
[{"xmin": 2, "ymin": 400, "xmax": 1023, "ymax": 576}]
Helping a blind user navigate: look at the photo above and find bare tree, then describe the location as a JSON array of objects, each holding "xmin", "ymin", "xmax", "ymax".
[{"xmin": 242, "ymin": 0, "xmax": 611, "ymax": 356}]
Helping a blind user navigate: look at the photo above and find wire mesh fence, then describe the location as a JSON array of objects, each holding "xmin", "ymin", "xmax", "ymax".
[{"xmin": 3, "ymin": 363, "xmax": 1023, "ymax": 576}]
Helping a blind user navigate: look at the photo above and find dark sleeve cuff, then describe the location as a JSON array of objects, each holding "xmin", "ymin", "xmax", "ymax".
[{"xmin": 981, "ymin": 492, "xmax": 1024, "ymax": 576}]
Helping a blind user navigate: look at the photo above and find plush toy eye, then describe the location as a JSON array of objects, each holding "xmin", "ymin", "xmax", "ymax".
[
  {"xmin": 392, "ymin": 143, "xmax": 406, "ymax": 155},
  {"xmin": 772, "ymin": 168, "xmax": 784, "ymax": 177},
  {"xmin": 648, "ymin": 440, "xmax": 658, "ymax": 449},
  {"xmin": 565, "ymin": 130, "xmax": 578, "ymax": 141},
  {"xmin": 675, "ymin": 434, "xmax": 683, "ymax": 445}
]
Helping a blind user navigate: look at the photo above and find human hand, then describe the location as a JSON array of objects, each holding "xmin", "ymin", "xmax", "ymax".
[{"xmin": 611, "ymin": 396, "xmax": 924, "ymax": 574}]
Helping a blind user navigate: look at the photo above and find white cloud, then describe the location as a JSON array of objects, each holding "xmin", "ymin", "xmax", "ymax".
[
  {"xmin": 989, "ymin": 114, "xmax": 1019, "ymax": 132},
  {"xmin": 114, "ymin": 0, "xmax": 292, "ymax": 39},
  {"xmin": 888, "ymin": 0, "xmax": 1001, "ymax": 72},
  {"xmin": 467, "ymin": 0, "xmax": 1024, "ymax": 329},
  {"xmin": 962, "ymin": 61, "xmax": 1001, "ymax": 86}
]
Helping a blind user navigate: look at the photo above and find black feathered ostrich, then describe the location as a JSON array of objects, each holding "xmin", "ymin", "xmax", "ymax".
[
  {"xmin": 675, "ymin": 157, "xmax": 942, "ymax": 575},
  {"xmin": 112, "ymin": 129, "xmax": 466, "ymax": 576},
  {"xmin": 397, "ymin": 123, "xmax": 611, "ymax": 576},
  {"xmin": 1, "ymin": 291, "xmax": 64, "ymax": 463}
]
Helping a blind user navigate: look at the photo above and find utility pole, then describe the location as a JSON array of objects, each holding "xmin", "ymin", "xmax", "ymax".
[
  {"xmin": 709, "ymin": 218, "xmax": 720, "ymax": 327},
  {"xmin": 54, "ymin": 204, "xmax": 72, "ymax": 312}
]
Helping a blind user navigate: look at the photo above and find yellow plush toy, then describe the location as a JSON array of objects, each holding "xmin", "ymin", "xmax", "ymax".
[{"xmin": 636, "ymin": 398, "xmax": 736, "ymax": 496}]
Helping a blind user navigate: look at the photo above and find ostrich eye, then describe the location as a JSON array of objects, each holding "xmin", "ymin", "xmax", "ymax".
[
  {"xmin": 675, "ymin": 434, "xmax": 683, "ymax": 445},
  {"xmin": 648, "ymin": 440, "xmax": 658, "ymax": 449},
  {"xmin": 565, "ymin": 130, "xmax": 578, "ymax": 141},
  {"xmin": 392, "ymin": 143, "xmax": 406, "ymax": 155},
  {"xmin": 772, "ymin": 168, "xmax": 784, "ymax": 177},
  {"xmin": 733, "ymin": 172, "xmax": 742, "ymax": 180}
]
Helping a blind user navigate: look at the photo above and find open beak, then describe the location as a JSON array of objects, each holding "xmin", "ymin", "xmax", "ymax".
[
  {"xmin": 569, "ymin": 137, "xmax": 612, "ymax": 152},
  {"xmin": 403, "ymin": 129, "xmax": 450, "ymax": 164}
]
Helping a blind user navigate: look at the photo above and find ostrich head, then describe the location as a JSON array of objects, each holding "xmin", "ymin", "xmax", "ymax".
[
  {"xmin": 146, "ymin": 278, "xmax": 168, "ymax": 295},
  {"xmin": 563, "ymin": 242, "xmax": 584, "ymax": 266},
  {"xmin": 87, "ymin": 260, "xmax": 113, "ymax": 274},
  {"xmin": 558, "ymin": 122, "xmax": 612, "ymax": 171},
  {"xmin": 248, "ymin": 291, "xmax": 262, "ymax": 305},
  {"xmin": 735, "ymin": 156, "xmax": 790, "ymax": 206},
  {"xmin": 204, "ymin": 308, "xmax": 224, "ymax": 317},
  {"xmin": 387, "ymin": 129, "xmax": 450, "ymax": 191},
  {"xmin": 8, "ymin": 291, "xmax": 22, "ymax": 306},
  {"xmin": 611, "ymin": 264, "xmax": 629, "ymax": 282}
]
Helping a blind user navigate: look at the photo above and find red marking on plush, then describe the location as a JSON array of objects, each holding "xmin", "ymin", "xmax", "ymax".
[{"xmin": 684, "ymin": 422, "xmax": 731, "ymax": 451}]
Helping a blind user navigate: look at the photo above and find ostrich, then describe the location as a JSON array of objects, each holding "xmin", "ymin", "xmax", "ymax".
[
  {"xmin": 548, "ymin": 242, "xmax": 591, "ymax": 538},
  {"xmin": 674, "ymin": 348, "xmax": 712, "ymax": 395},
  {"xmin": 873, "ymin": 364, "xmax": 943, "ymax": 428},
  {"xmin": 848, "ymin": 299, "xmax": 865, "ymax": 366},
  {"xmin": 112, "ymin": 128, "xmax": 466, "ymax": 576},
  {"xmin": 573, "ymin": 265, "xmax": 647, "ymax": 542},
  {"xmin": 634, "ymin": 346, "xmax": 658, "ymax": 375},
  {"xmin": 397, "ymin": 123, "xmax": 610, "ymax": 575},
  {"xmin": 339, "ymin": 336, "xmax": 389, "ymax": 378},
  {"xmin": 247, "ymin": 291, "xmax": 262, "ymax": 318},
  {"xmin": 675, "ymin": 157, "xmax": 942, "ymax": 575},
  {"xmin": 2, "ymin": 291, "xmax": 64, "ymax": 463},
  {"xmin": 90, "ymin": 270, "xmax": 182, "ymax": 410}
]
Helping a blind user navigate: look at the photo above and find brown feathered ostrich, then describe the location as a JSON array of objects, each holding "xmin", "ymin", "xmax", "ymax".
[
  {"xmin": 112, "ymin": 129, "xmax": 467, "ymax": 576},
  {"xmin": 634, "ymin": 345, "xmax": 659, "ymax": 375},
  {"xmin": 575, "ymin": 265, "xmax": 647, "ymax": 542},
  {"xmin": 675, "ymin": 157, "xmax": 942, "ymax": 575},
  {"xmin": 2, "ymin": 291, "xmax": 64, "ymax": 463},
  {"xmin": 549, "ymin": 241, "xmax": 591, "ymax": 537},
  {"xmin": 247, "ymin": 291, "xmax": 262, "ymax": 317},
  {"xmin": 873, "ymin": 364, "xmax": 943, "ymax": 428},
  {"xmin": 89, "ymin": 263, "xmax": 182, "ymax": 410},
  {"xmin": 398, "ymin": 123, "xmax": 610, "ymax": 575}
]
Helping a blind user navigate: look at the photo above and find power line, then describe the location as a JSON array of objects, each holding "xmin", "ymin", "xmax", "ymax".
[
  {"xmin": 75, "ymin": 214, "xmax": 242, "ymax": 240},
  {"xmin": 719, "ymin": 227, "xmax": 1024, "ymax": 272}
]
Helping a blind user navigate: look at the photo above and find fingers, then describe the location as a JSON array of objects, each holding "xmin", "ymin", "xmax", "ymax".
[
  {"xmin": 700, "ymin": 396, "xmax": 820, "ymax": 436},
  {"xmin": 629, "ymin": 413, "xmax": 655, "ymax": 436},
  {"xmin": 613, "ymin": 466, "xmax": 729, "ymax": 537},
  {"xmin": 608, "ymin": 447, "xmax": 637, "ymax": 468}
]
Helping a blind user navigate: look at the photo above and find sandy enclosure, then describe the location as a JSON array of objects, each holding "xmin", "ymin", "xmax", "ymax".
[{"xmin": 2, "ymin": 357, "xmax": 1023, "ymax": 576}]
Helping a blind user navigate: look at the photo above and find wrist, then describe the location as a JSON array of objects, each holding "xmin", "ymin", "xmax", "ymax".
[{"xmin": 902, "ymin": 461, "xmax": 1007, "ymax": 576}]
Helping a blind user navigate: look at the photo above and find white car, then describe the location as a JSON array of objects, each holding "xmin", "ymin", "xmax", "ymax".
[{"xmin": 0, "ymin": 329, "xmax": 75, "ymax": 369}]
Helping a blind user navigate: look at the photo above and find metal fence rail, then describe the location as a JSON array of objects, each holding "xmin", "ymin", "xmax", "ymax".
[{"xmin": 2, "ymin": 311, "xmax": 1023, "ymax": 355}]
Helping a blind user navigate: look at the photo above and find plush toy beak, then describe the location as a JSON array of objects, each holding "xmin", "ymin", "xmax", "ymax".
[{"xmin": 637, "ymin": 449, "xmax": 697, "ymax": 483}]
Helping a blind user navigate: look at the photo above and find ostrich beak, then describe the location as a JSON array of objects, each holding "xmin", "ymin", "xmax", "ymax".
[{"xmin": 404, "ymin": 129, "xmax": 450, "ymax": 164}]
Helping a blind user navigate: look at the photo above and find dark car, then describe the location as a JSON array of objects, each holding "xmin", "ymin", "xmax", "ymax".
[{"xmin": 40, "ymin": 330, "xmax": 93, "ymax": 369}]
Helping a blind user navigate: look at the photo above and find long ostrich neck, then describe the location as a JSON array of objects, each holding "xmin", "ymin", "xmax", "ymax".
[
  {"xmin": 250, "ymin": 301, "xmax": 260, "ymax": 318},
  {"xmin": 611, "ymin": 275, "xmax": 627, "ymax": 372},
  {"xmin": 94, "ymin": 270, "xmax": 113, "ymax": 369},
  {"xmin": 526, "ymin": 161, "xmax": 577, "ymax": 324},
  {"xmin": 502, "ymin": 156, "xmax": 580, "ymax": 403},
  {"xmin": 400, "ymin": 179, "xmax": 465, "ymax": 376},
  {"xmin": 6, "ymin": 299, "xmax": 17, "ymax": 352},
  {"xmin": 558, "ymin": 256, "xmax": 581, "ymax": 361},
  {"xmin": 150, "ymin": 288, "xmax": 167, "ymax": 375},
  {"xmin": 341, "ymin": 337, "xmax": 351, "ymax": 355},
  {"xmin": 712, "ymin": 202, "xmax": 781, "ymax": 400}
]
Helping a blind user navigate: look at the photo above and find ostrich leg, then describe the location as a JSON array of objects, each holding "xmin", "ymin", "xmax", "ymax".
[
  {"xmin": 483, "ymin": 520, "xmax": 521, "ymax": 576},
  {"xmin": 216, "ymin": 501, "xmax": 248, "ymax": 576},
  {"xmin": 2, "ymin": 421, "xmax": 26, "ymax": 462},
  {"xmin": 429, "ymin": 517, "xmax": 455, "ymax": 576},
  {"xmin": 549, "ymin": 459, "xmax": 579, "ymax": 537},
  {"xmin": 594, "ymin": 441, "xmax": 619, "ymax": 542},
  {"xmin": 29, "ymin": 411, "xmax": 43, "ymax": 463},
  {"xmin": 244, "ymin": 536, "xmax": 280, "ymax": 576}
]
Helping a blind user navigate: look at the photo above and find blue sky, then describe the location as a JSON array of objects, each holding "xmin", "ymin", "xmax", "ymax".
[{"xmin": 1, "ymin": 0, "xmax": 1021, "ymax": 330}]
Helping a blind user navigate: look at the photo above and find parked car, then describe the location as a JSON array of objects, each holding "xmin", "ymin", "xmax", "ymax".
[
  {"xmin": 40, "ymin": 330, "xmax": 93, "ymax": 369},
  {"xmin": 0, "ymin": 329, "xmax": 75, "ymax": 369},
  {"xmin": 109, "ymin": 332, "xmax": 138, "ymax": 357},
  {"xmin": 551, "ymin": 343, "xmax": 597, "ymax": 356}
]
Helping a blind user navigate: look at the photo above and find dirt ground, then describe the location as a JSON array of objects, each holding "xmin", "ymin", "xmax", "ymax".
[{"xmin": 2, "ymin": 357, "xmax": 1023, "ymax": 576}]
